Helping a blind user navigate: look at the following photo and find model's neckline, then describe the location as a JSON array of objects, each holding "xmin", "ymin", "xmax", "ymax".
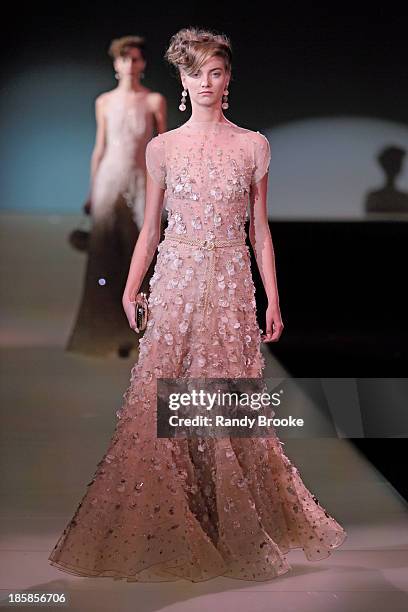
[
  {"xmin": 185, "ymin": 117, "xmax": 232, "ymax": 124},
  {"xmin": 115, "ymin": 88, "xmax": 150, "ymax": 96},
  {"xmin": 182, "ymin": 118, "xmax": 237, "ymax": 130},
  {"xmin": 187, "ymin": 119, "xmax": 227, "ymax": 123}
]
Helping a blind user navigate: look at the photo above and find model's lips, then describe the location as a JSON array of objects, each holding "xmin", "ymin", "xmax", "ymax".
[{"xmin": 199, "ymin": 91, "xmax": 213, "ymax": 95}]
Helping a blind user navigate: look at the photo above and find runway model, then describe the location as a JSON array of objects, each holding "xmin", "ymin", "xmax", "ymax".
[
  {"xmin": 66, "ymin": 35, "xmax": 167, "ymax": 358},
  {"xmin": 50, "ymin": 27, "xmax": 347, "ymax": 581}
]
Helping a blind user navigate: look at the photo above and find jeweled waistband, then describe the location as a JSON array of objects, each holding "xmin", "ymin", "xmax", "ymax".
[{"xmin": 162, "ymin": 234, "xmax": 246, "ymax": 251}]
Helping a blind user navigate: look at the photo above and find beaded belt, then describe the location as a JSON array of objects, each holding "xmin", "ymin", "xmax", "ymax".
[
  {"xmin": 162, "ymin": 234, "xmax": 247, "ymax": 317},
  {"xmin": 163, "ymin": 234, "xmax": 246, "ymax": 250}
]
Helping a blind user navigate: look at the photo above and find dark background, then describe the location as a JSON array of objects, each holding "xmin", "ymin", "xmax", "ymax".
[
  {"xmin": 2, "ymin": 7, "xmax": 407, "ymax": 498},
  {"xmin": 2, "ymin": 9, "xmax": 408, "ymax": 128}
]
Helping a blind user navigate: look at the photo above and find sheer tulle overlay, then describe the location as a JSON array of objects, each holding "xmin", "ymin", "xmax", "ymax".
[{"xmin": 49, "ymin": 119, "xmax": 347, "ymax": 582}]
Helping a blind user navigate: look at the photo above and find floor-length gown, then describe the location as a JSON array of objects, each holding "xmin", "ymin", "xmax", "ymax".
[
  {"xmin": 66, "ymin": 89, "xmax": 164, "ymax": 357},
  {"xmin": 49, "ymin": 119, "xmax": 347, "ymax": 581}
]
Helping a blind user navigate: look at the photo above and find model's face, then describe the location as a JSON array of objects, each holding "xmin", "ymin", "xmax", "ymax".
[
  {"xmin": 181, "ymin": 57, "xmax": 229, "ymax": 110},
  {"xmin": 114, "ymin": 47, "xmax": 146, "ymax": 79}
]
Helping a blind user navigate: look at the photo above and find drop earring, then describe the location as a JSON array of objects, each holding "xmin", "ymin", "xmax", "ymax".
[
  {"xmin": 222, "ymin": 88, "xmax": 229, "ymax": 110},
  {"xmin": 114, "ymin": 72, "xmax": 120, "ymax": 80},
  {"xmin": 179, "ymin": 89, "xmax": 187, "ymax": 111},
  {"xmin": 140, "ymin": 71, "xmax": 145, "ymax": 79}
]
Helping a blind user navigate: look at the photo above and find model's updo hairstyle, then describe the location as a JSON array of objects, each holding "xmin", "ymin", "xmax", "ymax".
[
  {"xmin": 165, "ymin": 27, "xmax": 232, "ymax": 78},
  {"xmin": 108, "ymin": 35, "xmax": 146, "ymax": 61}
]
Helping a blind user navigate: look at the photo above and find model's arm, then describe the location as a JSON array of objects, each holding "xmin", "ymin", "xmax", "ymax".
[
  {"xmin": 148, "ymin": 93, "xmax": 167, "ymax": 134},
  {"xmin": 84, "ymin": 95, "xmax": 107, "ymax": 213},
  {"xmin": 248, "ymin": 174, "xmax": 284, "ymax": 342},
  {"xmin": 122, "ymin": 172, "xmax": 165, "ymax": 330}
]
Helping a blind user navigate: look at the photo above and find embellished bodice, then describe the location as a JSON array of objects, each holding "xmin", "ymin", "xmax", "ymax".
[
  {"xmin": 146, "ymin": 119, "xmax": 271, "ymax": 242},
  {"xmin": 103, "ymin": 90, "xmax": 154, "ymax": 170}
]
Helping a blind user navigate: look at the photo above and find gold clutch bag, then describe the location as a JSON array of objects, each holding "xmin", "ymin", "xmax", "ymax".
[{"xmin": 131, "ymin": 292, "xmax": 149, "ymax": 332}]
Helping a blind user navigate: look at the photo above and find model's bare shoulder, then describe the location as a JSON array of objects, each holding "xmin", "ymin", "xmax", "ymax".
[
  {"xmin": 96, "ymin": 90, "xmax": 115, "ymax": 104},
  {"xmin": 95, "ymin": 91, "xmax": 117, "ymax": 112},
  {"xmin": 147, "ymin": 91, "xmax": 166, "ymax": 110}
]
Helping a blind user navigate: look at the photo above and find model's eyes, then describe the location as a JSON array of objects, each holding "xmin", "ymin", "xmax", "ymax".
[{"xmin": 191, "ymin": 71, "xmax": 222, "ymax": 78}]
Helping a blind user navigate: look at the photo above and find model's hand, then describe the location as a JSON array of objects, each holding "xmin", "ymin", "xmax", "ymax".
[
  {"xmin": 261, "ymin": 303, "xmax": 284, "ymax": 342},
  {"xmin": 83, "ymin": 199, "xmax": 92, "ymax": 215},
  {"xmin": 122, "ymin": 295, "xmax": 139, "ymax": 333}
]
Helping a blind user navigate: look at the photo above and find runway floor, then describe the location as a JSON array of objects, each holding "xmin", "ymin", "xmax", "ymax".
[{"xmin": 1, "ymin": 214, "xmax": 407, "ymax": 611}]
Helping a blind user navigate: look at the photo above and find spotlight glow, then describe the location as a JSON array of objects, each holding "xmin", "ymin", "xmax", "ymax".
[{"xmin": 265, "ymin": 116, "xmax": 408, "ymax": 220}]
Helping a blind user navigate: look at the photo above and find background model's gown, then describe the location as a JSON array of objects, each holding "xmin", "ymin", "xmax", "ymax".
[
  {"xmin": 66, "ymin": 90, "xmax": 163, "ymax": 357},
  {"xmin": 49, "ymin": 120, "xmax": 347, "ymax": 581}
]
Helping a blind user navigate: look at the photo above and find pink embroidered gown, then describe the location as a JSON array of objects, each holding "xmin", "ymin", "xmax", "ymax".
[{"xmin": 49, "ymin": 118, "xmax": 347, "ymax": 581}]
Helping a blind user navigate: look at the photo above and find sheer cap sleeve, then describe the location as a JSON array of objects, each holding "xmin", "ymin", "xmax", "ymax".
[
  {"xmin": 145, "ymin": 135, "xmax": 166, "ymax": 189},
  {"xmin": 251, "ymin": 132, "xmax": 271, "ymax": 185}
]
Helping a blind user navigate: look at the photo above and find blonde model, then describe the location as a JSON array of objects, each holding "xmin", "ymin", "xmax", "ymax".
[{"xmin": 50, "ymin": 27, "xmax": 346, "ymax": 582}]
